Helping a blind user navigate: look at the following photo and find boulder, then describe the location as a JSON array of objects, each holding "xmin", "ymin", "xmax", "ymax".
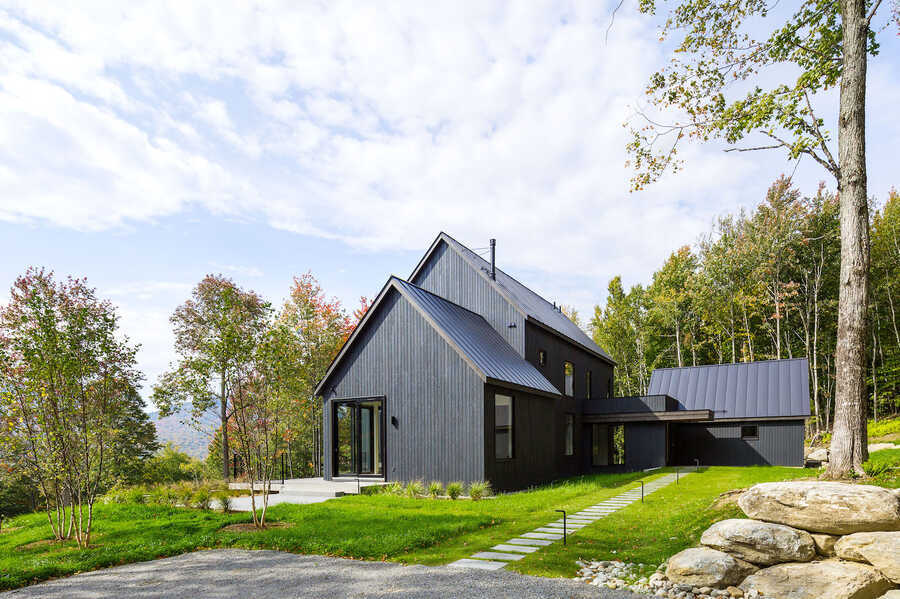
[
  {"xmin": 835, "ymin": 532, "xmax": 900, "ymax": 583},
  {"xmin": 810, "ymin": 533, "xmax": 839, "ymax": 557},
  {"xmin": 737, "ymin": 481, "xmax": 900, "ymax": 535},
  {"xmin": 665, "ymin": 547, "xmax": 757, "ymax": 588},
  {"xmin": 807, "ymin": 447, "xmax": 829, "ymax": 461},
  {"xmin": 740, "ymin": 559, "xmax": 893, "ymax": 599},
  {"xmin": 700, "ymin": 518, "xmax": 816, "ymax": 565},
  {"xmin": 876, "ymin": 591, "xmax": 900, "ymax": 599}
]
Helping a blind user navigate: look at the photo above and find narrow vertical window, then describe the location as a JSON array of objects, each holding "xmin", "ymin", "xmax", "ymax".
[
  {"xmin": 495, "ymin": 394, "xmax": 514, "ymax": 459},
  {"xmin": 607, "ymin": 377, "xmax": 613, "ymax": 398},
  {"xmin": 538, "ymin": 349, "xmax": 547, "ymax": 367},
  {"xmin": 564, "ymin": 362, "xmax": 574, "ymax": 396},
  {"xmin": 586, "ymin": 370, "xmax": 592, "ymax": 399},
  {"xmin": 564, "ymin": 414, "xmax": 574, "ymax": 455}
]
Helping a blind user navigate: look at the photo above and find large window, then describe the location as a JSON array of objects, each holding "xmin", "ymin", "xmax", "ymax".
[
  {"xmin": 564, "ymin": 414, "xmax": 574, "ymax": 455},
  {"xmin": 495, "ymin": 394, "xmax": 514, "ymax": 459},
  {"xmin": 586, "ymin": 370, "xmax": 592, "ymax": 399},
  {"xmin": 591, "ymin": 424, "xmax": 625, "ymax": 466},
  {"xmin": 564, "ymin": 362, "xmax": 574, "ymax": 396},
  {"xmin": 741, "ymin": 425, "xmax": 759, "ymax": 440}
]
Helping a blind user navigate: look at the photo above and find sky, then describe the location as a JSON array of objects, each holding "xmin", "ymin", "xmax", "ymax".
[{"xmin": 1, "ymin": 1, "xmax": 899, "ymax": 401}]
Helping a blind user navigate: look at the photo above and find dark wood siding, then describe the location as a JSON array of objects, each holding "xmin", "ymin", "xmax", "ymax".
[
  {"xmin": 483, "ymin": 384, "xmax": 582, "ymax": 490},
  {"xmin": 624, "ymin": 423, "xmax": 667, "ymax": 470},
  {"xmin": 671, "ymin": 420, "xmax": 805, "ymax": 467},
  {"xmin": 322, "ymin": 289, "xmax": 485, "ymax": 483},
  {"xmin": 525, "ymin": 321, "xmax": 614, "ymax": 399},
  {"xmin": 411, "ymin": 241, "xmax": 526, "ymax": 355}
]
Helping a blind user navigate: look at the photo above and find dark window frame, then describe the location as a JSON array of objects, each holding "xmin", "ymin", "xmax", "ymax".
[
  {"xmin": 564, "ymin": 361, "xmax": 574, "ymax": 397},
  {"xmin": 538, "ymin": 349, "xmax": 547, "ymax": 367},
  {"xmin": 741, "ymin": 425, "xmax": 759, "ymax": 440},
  {"xmin": 495, "ymin": 393, "xmax": 515, "ymax": 460},
  {"xmin": 564, "ymin": 413, "xmax": 575, "ymax": 456}
]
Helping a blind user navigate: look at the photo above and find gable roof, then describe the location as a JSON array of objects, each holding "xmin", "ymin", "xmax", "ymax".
[
  {"xmin": 315, "ymin": 276, "xmax": 560, "ymax": 398},
  {"xmin": 647, "ymin": 358, "xmax": 811, "ymax": 420},
  {"xmin": 410, "ymin": 232, "xmax": 615, "ymax": 364}
]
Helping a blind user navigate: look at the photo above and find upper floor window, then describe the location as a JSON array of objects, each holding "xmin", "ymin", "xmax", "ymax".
[
  {"xmin": 564, "ymin": 414, "xmax": 574, "ymax": 455},
  {"xmin": 586, "ymin": 370, "xmax": 592, "ymax": 399},
  {"xmin": 607, "ymin": 377, "xmax": 613, "ymax": 398},
  {"xmin": 564, "ymin": 362, "xmax": 574, "ymax": 396},
  {"xmin": 495, "ymin": 394, "xmax": 514, "ymax": 459},
  {"xmin": 741, "ymin": 425, "xmax": 759, "ymax": 440},
  {"xmin": 538, "ymin": 349, "xmax": 547, "ymax": 367}
]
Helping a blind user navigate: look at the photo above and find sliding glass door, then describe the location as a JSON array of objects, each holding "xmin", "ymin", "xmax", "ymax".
[{"xmin": 333, "ymin": 398, "xmax": 384, "ymax": 477}]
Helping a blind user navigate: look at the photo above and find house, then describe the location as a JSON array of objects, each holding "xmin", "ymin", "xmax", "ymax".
[{"xmin": 315, "ymin": 233, "xmax": 809, "ymax": 490}]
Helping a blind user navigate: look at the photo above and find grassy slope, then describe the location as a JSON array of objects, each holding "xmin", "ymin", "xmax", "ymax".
[{"xmin": 869, "ymin": 416, "xmax": 900, "ymax": 443}]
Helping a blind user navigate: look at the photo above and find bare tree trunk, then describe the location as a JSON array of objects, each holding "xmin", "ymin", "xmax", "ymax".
[
  {"xmin": 221, "ymin": 372, "xmax": 229, "ymax": 481},
  {"xmin": 675, "ymin": 319, "xmax": 683, "ymax": 367},
  {"xmin": 828, "ymin": 0, "xmax": 870, "ymax": 478}
]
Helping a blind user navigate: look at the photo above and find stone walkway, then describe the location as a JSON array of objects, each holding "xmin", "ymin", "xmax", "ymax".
[{"xmin": 448, "ymin": 472, "xmax": 690, "ymax": 570}]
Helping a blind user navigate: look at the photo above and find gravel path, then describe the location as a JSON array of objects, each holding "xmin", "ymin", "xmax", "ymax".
[{"xmin": 1, "ymin": 549, "xmax": 640, "ymax": 599}]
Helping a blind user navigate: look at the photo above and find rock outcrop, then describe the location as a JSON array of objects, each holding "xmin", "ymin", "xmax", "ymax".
[
  {"xmin": 739, "ymin": 559, "xmax": 893, "ymax": 599},
  {"xmin": 665, "ymin": 547, "xmax": 757, "ymax": 588},
  {"xmin": 737, "ymin": 481, "xmax": 900, "ymax": 535},
  {"xmin": 700, "ymin": 518, "xmax": 816, "ymax": 565},
  {"xmin": 811, "ymin": 533, "xmax": 839, "ymax": 556},
  {"xmin": 836, "ymin": 532, "xmax": 900, "ymax": 584}
]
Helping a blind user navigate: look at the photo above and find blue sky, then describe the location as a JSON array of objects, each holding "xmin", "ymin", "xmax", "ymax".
[{"xmin": 1, "ymin": 2, "xmax": 898, "ymax": 398}]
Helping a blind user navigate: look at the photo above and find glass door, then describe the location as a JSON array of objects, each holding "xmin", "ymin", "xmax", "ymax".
[{"xmin": 333, "ymin": 398, "xmax": 384, "ymax": 477}]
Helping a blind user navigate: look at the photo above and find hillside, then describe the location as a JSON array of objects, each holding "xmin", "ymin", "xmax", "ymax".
[{"xmin": 149, "ymin": 405, "xmax": 217, "ymax": 459}]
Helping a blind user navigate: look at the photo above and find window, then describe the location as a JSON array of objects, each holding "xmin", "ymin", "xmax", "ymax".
[
  {"xmin": 741, "ymin": 425, "xmax": 759, "ymax": 440},
  {"xmin": 538, "ymin": 349, "xmax": 547, "ymax": 367},
  {"xmin": 607, "ymin": 377, "xmax": 613, "ymax": 398},
  {"xmin": 591, "ymin": 424, "xmax": 625, "ymax": 466},
  {"xmin": 564, "ymin": 362, "xmax": 574, "ymax": 396},
  {"xmin": 495, "ymin": 394, "xmax": 514, "ymax": 459},
  {"xmin": 564, "ymin": 414, "xmax": 574, "ymax": 455},
  {"xmin": 586, "ymin": 370, "xmax": 592, "ymax": 399}
]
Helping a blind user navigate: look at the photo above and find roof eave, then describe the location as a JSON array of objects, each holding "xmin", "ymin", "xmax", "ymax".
[{"xmin": 485, "ymin": 377, "xmax": 562, "ymax": 400}]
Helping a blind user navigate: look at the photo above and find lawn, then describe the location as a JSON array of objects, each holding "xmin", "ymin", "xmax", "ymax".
[{"xmin": 3, "ymin": 464, "xmax": 896, "ymax": 590}]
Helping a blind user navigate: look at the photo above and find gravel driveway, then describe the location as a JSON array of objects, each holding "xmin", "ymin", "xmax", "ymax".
[{"xmin": 1, "ymin": 549, "xmax": 640, "ymax": 599}]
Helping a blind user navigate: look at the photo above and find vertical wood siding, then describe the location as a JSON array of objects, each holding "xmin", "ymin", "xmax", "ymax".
[
  {"xmin": 624, "ymin": 423, "xmax": 667, "ymax": 469},
  {"xmin": 323, "ymin": 289, "xmax": 485, "ymax": 483},
  {"xmin": 411, "ymin": 241, "xmax": 526, "ymax": 355},
  {"xmin": 672, "ymin": 420, "xmax": 805, "ymax": 467},
  {"xmin": 524, "ymin": 322, "xmax": 614, "ymax": 399}
]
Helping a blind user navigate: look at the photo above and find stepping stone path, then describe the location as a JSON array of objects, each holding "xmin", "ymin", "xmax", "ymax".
[{"xmin": 448, "ymin": 472, "xmax": 689, "ymax": 571}]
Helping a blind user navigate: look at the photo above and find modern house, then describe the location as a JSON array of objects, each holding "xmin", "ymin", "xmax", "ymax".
[{"xmin": 315, "ymin": 233, "xmax": 810, "ymax": 490}]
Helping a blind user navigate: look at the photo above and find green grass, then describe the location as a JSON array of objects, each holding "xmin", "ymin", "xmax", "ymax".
[
  {"xmin": 506, "ymin": 466, "xmax": 821, "ymax": 578},
  {"xmin": 869, "ymin": 416, "xmax": 900, "ymax": 443}
]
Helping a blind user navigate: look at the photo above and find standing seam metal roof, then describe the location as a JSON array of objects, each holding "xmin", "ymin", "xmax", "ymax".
[
  {"xmin": 434, "ymin": 234, "xmax": 615, "ymax": 363},
  {"xmin": 393, "ymin": 278, "xmax": 560, "ymax": 396},
  {"xmin": 647, "ymin": 358, "xmax": 811, "ymax": 419}
]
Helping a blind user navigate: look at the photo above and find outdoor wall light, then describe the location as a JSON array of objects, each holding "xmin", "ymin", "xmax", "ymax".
[{"xmin": 391, "ymin": 416, "xmax": 399, "ymax": 428}]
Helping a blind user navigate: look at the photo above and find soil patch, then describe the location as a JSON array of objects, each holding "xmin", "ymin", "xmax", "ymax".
[{"xmin": 219, "ymin": 522, "xmax": 293, "ymax": 533}]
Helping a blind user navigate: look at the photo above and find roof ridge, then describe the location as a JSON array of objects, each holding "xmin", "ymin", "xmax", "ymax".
[{"xmin": 653, "ymin": 357, "xmax": 809, "ymax": 372}]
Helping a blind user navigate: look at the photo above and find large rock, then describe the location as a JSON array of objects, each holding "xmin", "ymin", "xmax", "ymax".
[
  {"xmin": 835, "ymin": 532, "xmax": 900, "ymax": 583},
  {"xmin": 665, "ymin": 547, "xmax": 757, "ymax": 588},
  {"xmin": 876, "ymin": 591, "xmax": 900, "ymax": 599},
  {"xmin": 811, "ymin": 533, "xmax": 839, "ymax": 556},
  {"xmin": 740, "ymin": 560, "xmax": 893, "ymax": 599},
  {"xmin": 700, "ymin": 518, "xmax": 816, "ymax": 565},
  {"xmin": 807, "ymin": 447, "xmax": 829, "ymax": 461},
  {"xmin": 738, "ymin": 481, "xmax": 900, "ymax": 535}
]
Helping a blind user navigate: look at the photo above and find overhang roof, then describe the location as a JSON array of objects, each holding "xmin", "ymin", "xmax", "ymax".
[
  {"xmin": 410, "ymin": 233, "xmax": 615, "ymax": 365},
  {"xmin": 315, "ymin": 277, "xmax": 560, "ymax": 398},
  {"xmin": 648, "ymin": 358, "xmax": 811, "ymax": 420}
]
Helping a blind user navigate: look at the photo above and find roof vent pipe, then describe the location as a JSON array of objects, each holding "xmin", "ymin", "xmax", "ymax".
[{"xmin": 489, "ymin": 238, "xmax": 496, "ymax": 280}]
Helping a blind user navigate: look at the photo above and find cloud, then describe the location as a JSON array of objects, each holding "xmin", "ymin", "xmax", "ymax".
[{"xmin": 209, "ymin": 262, "xmax": 264, "ymax": 278}]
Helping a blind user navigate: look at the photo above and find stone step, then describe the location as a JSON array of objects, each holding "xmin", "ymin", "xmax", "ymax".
[
  {"xmin": 506, "ymin": 538, "xmax": 553, "ymax": 546},
  {"xmin": 448, "ymin": 558, "xmax": 507, "ymax": 570},
  {"xmin": 534, "ymin": 526, "xmax": 575, "ymax": 534},
  {"xmin": 492, "ymin": 544, "xmax": 538, "ymax": 554},
  {"xmin": 471, "ymin": 551, "xmax": 525, "ymax": 561},
  {"xmin": 522, "ymin": 531, "xmax": 563, "ymax": 540}
]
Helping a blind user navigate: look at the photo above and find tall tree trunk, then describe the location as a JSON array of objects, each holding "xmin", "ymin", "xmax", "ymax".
[
  {"xmin": 221, "ymin": 372, "xmax": 229, "ymax": 481},
  {"xmin": 827, "ymin": 0, "xmax": 870, "ymax": 478},
  {"xmin": 675, "ymin": 319, "xmax": 683, "ymax": 367}
]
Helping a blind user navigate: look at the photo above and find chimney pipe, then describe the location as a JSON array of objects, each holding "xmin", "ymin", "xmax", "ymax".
[{"xmin": 489, "ymin": 238, "xmax": 496, "ymax": 280}]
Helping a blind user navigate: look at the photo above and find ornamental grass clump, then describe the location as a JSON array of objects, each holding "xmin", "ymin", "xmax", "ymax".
[
  {"xmin": 406, "ymin": 480, "xmax": 425, "ymax": 498},
  {"xmin": 192, "ymin": 488, "xmax": 212, "ymax": 510},
  {"xmin": 124, "ymin": 485, "xmax": 147, "ymax": 504},
  {"xmin": 446, "ymin": 481, "xmax": 463, "ymax": 500},
  {"xmin": 213, "ymin": 491, "xmax": 232, "ymax": 513},
  {"xmin": 467, "ymin": 481, "xmax": 491, "ymax": 501},
  {"xmin": 427, "ymin": 481, "xmax": 443, "ymax": 499},
  {"xmin": 384, "ymin": 481, "xmax": 404, "ymax": 496}
]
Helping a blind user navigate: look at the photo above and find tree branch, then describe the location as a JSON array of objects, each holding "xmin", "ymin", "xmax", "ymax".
[
  {"xmin": 724, "ymin": 143, "xmax": 786, "ymax": 152},
  {"xmin": 866, "ymin": 0, "xmax": 884, "ymax": 28}
]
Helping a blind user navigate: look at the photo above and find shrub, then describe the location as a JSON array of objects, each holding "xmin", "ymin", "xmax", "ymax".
[
  {"xmin": 147, "ymin": 486, "xmax": 167, "ymax": 506},
  {"xmin": 192, "ymin": 488, "xmax": 212, "ymax": 510},
  {"xmin": 427, "ymin": 481, "xmax": 443, "ymax": 499},
  {"xmin": 446, "ymin": 481, "xmax": 463, "ymax": 500},
  {"xmin": 406, "ymin": 480, "xmax": 425, "ymax": 498},
  {"xmin": 863, "ymin": 460, "xmax": 893, "ymax": 478},
  {"xmin": 384, "ymin": 481, "xmax": 404, "ymax": 495},
  {"xmin": 125, "ymin": 485, "xmax": 148, "ymax": 504},
  {"xmin": 176, "ymin": 484, "xmax": 195, "ymax": 507},
  {"xmin": 102, "ymin": 484, "xmax": 129, "ymax": 504},
  {"xmin": 360, "ymin": 484, "xmax": 384, "ymax": 496},
  {"xmin": 214, "ymin": 491, "xmax": 232, "ymax": 513},
  {"xmin": 467, "ymin": 480, "xmax": 491, "ymax": 500}
]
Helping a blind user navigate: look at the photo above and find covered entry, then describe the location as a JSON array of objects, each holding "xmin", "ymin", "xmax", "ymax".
[{"xmin": 332, "ymin": 397, "xmax": 384, "ymax": 477}]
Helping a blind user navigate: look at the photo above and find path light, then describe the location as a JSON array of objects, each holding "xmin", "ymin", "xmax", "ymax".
[
  {"xmin": 640, "ymin": 480, "xmax": 644, "ymax": 503},
  {"xmin": 555, "ymin": 509, "xmax": 567, "ymax": 545},
  {"xmin": 695, "ymin": 458, "xmax": 700, "ymax": 472},
  {"xmin": 675, "ymin": 467, "xmax": 679, "ymax": 484}
]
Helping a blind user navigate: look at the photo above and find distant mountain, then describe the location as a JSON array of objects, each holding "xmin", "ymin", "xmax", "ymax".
[{"xmin": 149, "ymin": 405, "xmax": 218, "ymax": 459}]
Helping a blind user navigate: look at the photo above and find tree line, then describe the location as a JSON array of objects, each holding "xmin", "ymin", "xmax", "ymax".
[{"xmin": 591, "ymin": 178, "xmax": 900, "ymax": 434}]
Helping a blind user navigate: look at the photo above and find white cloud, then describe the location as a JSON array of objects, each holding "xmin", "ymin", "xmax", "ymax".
[
  {"xmin": 1, "ymin": 0, "xmax": 897, "ymax": 323},
  {"xmin": 209, "ymin": 262, "xmax": 264, "ymax": 278}
]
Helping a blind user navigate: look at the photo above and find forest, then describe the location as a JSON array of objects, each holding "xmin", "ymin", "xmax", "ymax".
[{"xmin": 591, "ymin": 177, "xmax": 900, "ymax": 436}]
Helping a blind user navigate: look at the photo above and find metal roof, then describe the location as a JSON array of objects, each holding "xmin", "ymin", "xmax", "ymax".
[
  {"xmin": 393, "ymin": 278, "xmax": 560, "ymax": 396},
  {"xmin": 648, "ymin": 359, "xmax": 811, "ymax": 419},
  {"xmin": 415, "ymin": 233, "xmax": 614, "ymax": 364}
]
